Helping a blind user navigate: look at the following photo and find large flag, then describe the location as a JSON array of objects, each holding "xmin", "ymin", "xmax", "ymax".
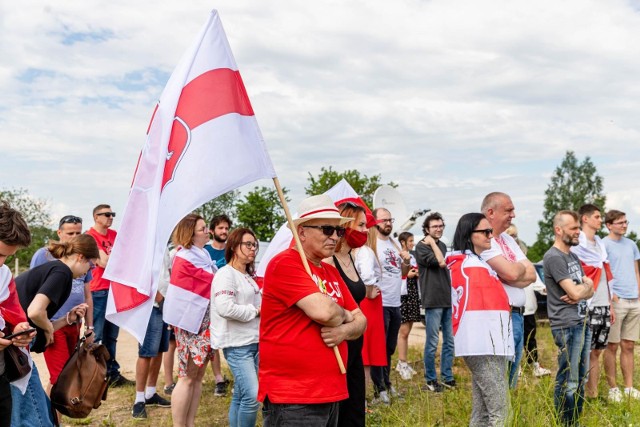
[
  {"xmin": 256, "ymin": 179, "xmax": 373, "ymax": 277},
  {"xmin": 104, "ymin": 10, "xmax": 277, "ymax": 342}
]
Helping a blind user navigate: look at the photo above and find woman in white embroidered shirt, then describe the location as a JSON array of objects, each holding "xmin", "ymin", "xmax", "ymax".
[{"xmin": 210, "ymin": 228, "xmax": 261, "ymax": 427}]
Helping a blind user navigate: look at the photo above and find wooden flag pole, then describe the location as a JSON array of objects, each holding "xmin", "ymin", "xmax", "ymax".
[{"xmin": 272, "ymin": 177, "xmax": 346, "ymax": 374}]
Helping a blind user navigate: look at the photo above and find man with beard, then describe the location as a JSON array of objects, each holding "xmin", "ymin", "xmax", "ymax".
[
  {"xmin": 481, "ymin": 192, "xmax": 536, "ymax": 388},
  {"xmin": 370, "ymin": 208, "xmax": 411, "ymax": 404},
  {"xmin": 204, "ymin": 214, "xmax": 232, "ymax": 396},
  {"xmin": 415, "ymin": 212, "xmax": 454, "ymax": 392},
  {"xmin": 543, "ymin": 210, "xmax": 594, "ymax": 426},
  {"xmin": 205, "ymin": 214, "xmax": 231, "ymax": 269}
]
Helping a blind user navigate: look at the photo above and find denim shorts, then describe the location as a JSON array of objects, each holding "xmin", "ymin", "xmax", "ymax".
[{"xmin": 139, "ymin": 306, "xmax": 170, "ymax": 357}]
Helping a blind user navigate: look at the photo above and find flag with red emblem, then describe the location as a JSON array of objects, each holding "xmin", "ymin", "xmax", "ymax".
[{"xmin": 104, "ymin": 10, "xmax": 276, "ymax": 342}]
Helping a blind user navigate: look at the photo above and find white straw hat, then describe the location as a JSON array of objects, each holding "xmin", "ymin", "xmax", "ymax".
[{"xmin": 290, "ymin": 194, "xmax": 353, "ymax": 227}]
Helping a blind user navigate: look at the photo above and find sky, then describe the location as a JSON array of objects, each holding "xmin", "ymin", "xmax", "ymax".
[{"xmin": 1, "ymin": 0, "xmax": 639, "ymax": 244}]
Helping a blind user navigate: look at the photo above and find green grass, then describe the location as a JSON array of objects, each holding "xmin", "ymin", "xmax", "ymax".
[{"xmin": 65, "ymin": 322, "xmax": 640, "ymax": 426}]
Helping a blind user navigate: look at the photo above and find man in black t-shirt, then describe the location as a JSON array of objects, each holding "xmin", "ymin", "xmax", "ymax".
[{"xmin": 415, "ymin": 212, "xmax": 454, "ymax": 392}]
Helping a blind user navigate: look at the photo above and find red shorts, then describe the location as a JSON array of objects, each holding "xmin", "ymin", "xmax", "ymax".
[{"xmin": 43, "ymin": 324, "xmax": 80, "ymax": 384}]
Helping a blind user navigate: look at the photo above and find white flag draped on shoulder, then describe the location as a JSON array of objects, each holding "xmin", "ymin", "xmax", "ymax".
[{"xmin": 104, "ymin": 10, "xmax": 277, "ymax": 342}]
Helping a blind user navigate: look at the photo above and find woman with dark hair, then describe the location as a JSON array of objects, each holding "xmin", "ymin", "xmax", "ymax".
[
  {"xmin": 396, "ymin": 231, "xmax": 420, "ymax": 380},
  {"xmin": 13, "ymin": 234, "xmax": 98, "ymax": 426},
  {"xmin": 447, "ymin": 213, "xmax": 513, "ymax": 426},
  {"xmin": 164, "ymin": 214, "xmax": 215, "ymax": 427},
  {"xmin": 210, "ymin": 228, "xmax": 261, "ymax": 427},
  {"xmin": 324, "ymin": 202, "xmax": 368, "ymax": 426}
]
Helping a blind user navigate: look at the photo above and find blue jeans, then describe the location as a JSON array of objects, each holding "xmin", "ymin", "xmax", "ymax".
[
  {"xmin": 223, "ymin": 344, "xmax": 260, "ymax": 427},
  {"xmin": 509, "ymin": 312, "xmax": 524, "ymax": 388},
  {"xmin": 423, "ymin": 307, "xmax": 454, "ymax": 383},
  {"xmin": 551, "ymin": 322, "xmax": 591, "ymax": 426},
  {"xmin": 11, "ymin": 363, "xmax": 54, "ymax": 427},
  {"xmin": 262, "ymin": 397, "xmax": 338, "ymax": 427},
  {"xmin": 371, "ymin": 306, "xmax": 402, "ymax": 393},
  {"xmin": 92, "ymin": 289, "xmax": 121, "ymax": 377}
]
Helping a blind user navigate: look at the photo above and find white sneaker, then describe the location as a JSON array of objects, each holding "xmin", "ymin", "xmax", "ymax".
[
  {"xmin": 533, "ymin": 362, "xmax": 551, "ymax": 377},
  {"xmin": 407, "ymin": 364, "xmax": 418, "ymax": 375},
  {"xmin": 395, "ymin": 361, "xmax": 413, "ymax": 380},
  {"xmin": 389, "ymin": 386, "xmax": 402, "ymax": 398},
  {"xmin": 608, "ymin": 387, "xmax": 623, "ymax": 403},
  {"xmin": 374, "ymin": 390, "xmax": 390, "ymax": 405},
  {"xmin": 624, "ymin": 387, "xmax": 640, "ymax": 399}
]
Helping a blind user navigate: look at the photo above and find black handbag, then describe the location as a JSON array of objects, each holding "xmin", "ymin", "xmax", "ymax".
[{"xmin": 3, "ymin": 345, "xmax": 31, "ymax": 382}]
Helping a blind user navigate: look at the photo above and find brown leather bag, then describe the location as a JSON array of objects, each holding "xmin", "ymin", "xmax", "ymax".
[
  {"xmin": 50, "ymin": 335, "xmax": 110, "ymax": 418},
  {"xmin": 3, "ymin": 345, "xmax": 31, "ymax": 382}
]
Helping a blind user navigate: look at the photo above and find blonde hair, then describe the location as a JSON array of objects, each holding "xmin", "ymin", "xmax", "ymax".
[{"xmin": 172, "ymin": 214, "xmax": 204, "ymax": 249}]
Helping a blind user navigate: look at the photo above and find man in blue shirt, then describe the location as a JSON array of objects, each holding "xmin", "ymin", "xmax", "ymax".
[{"xmin": 603, "ymin": 209, "xmax": 640, "ymax": 401}]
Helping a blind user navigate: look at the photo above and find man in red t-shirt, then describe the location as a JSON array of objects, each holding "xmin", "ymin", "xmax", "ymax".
[
  {"xmin": 86, "ymin": 204, "xmax": 133, "ymax": 387},
  {"xmin": 259, "ymin": 194, "xmax": 367, "ymax": 427}
]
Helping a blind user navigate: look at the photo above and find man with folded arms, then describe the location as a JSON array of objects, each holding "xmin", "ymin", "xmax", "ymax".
[{"xmin": 259, "ymin": 195, "xmax": 367, "ymax": 426}]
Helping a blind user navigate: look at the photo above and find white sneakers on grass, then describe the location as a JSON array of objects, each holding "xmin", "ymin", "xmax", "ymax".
[
  {"xmin": 532, "ymin": 362, "xmax": 551, "ymax": 377},
  {"xmin": 395, "ymin": 361, "xmax": 416, "ymax": 381},
  {"xmin": 608, "ymin": 387, "xmax": 640, "ymax": 402}
]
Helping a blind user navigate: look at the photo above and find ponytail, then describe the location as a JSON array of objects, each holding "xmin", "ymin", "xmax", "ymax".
[{"xmin": 48, "ymin": 234, "xmax": 99, "ymax": 260}]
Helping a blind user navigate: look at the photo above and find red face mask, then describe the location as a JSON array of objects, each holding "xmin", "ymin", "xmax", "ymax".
[{"xmin": 345, "ymin": 228, "xmax": 368, "ymax": 248}]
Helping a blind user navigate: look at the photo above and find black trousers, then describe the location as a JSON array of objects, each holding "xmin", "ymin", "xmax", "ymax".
[
  {"xmin": 523, "ymin": 314, "xmax": 538, "ymax": 364},
  {"xmin": 0, "ymin": 375, "xmax": 11, "ymax": 427},
  {"xmin": 338, "ymin": 336, "xmax": 365, "ymax": 426}
]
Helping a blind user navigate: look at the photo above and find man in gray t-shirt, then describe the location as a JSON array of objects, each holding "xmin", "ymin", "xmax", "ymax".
[{"xmin": 543, "ymin": 210, "xmax": 594, "ymax": 426}]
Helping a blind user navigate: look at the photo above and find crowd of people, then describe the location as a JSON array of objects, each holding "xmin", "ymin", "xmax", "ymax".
[{"xmin": 0, "ymin": 190, "xmax": 638, "ymax": 426}]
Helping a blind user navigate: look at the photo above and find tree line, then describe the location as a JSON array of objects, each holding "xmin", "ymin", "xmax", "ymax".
[{"xmin": 3, "ymin": 153, "xmax": 639, "ymax": 273}]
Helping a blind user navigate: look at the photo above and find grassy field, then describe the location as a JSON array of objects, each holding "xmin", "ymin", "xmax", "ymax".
[{"xmin": 62, "ymin": 322, "xmax": 640, "ymax": 426}]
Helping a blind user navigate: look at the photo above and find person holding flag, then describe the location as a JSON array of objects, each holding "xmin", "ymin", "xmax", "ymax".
[{"xmin": 259, "ymin": 195, "xmax": 367, "ymax": 426}]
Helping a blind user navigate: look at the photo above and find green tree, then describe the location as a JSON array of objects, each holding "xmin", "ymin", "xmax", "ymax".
[
  {"xmin": 235, "ymin": 186, "xmax": 289, "ymax": 241},
  {"xmin": 0, "ymin": 188, "xmax": 55, "ymax": 274},
  {"xmin": 305, "ymin": 167, "xmax": 397, "ymax": 207},
  {"xmin": 527, "ymin": 151, "xmax": 606, "ymax": 262},
  {"xmin": 628, "ymin": 231, "xmax": 640, "ymax": 253},
  {"xmin": 193, "ymin": 190, "xmax": 239, "ymax": 225}
]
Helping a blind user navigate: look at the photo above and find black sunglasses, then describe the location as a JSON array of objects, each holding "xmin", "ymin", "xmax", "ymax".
[
  {"xmin": 472, "ymin": 228, "xmax": 494, "ymax": 238},
  {"xmin": 59, "ymin": 215, "xmax": 82, "ymax": 227},
  {"xmin": 302, "ymin": 225, "xmax": 346, "ymax": 237},
  {"xmin": 96, "ymin": 212, "xmax": 116, "ymax": 218}
]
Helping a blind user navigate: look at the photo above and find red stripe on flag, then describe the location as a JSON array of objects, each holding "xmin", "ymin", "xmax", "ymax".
[
  {"xmin": 111, "ymin": 281, "xmax": 150, "ymax": 312},
  {"xmin": 162, "ymin": 68, "xmax": 254, "ymax": 189}
]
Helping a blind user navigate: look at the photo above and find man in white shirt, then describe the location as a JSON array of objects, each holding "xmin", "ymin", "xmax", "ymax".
[
  {"xmin": 370, "ymin": 208, "xmax": 411, "ymax": 404},
  {"xmin": 480, "ymin": 192, "xmax": 536, "ymax": 388}
]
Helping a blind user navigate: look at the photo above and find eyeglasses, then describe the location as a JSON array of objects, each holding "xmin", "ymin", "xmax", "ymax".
[
  {"xmin": 612, "ymin": 220, "xmax": 629, "ymax": 226},
  {"xmin": 96, "ymin": 212, "xmax": 116, "ymax": 218},
  {"xmin": 241, "ymin": 241, "xmax": 259, "ymax": 250},
  {"xmin": 302, "ymin": 225, "xmax": 346, "ymax": 237},
  {"xmin": 59, "ymin": 215, "xmax": 82, "ymax": 227},
  {"xmin": 429, "ymin": 224, "xmax": 445, "ymax": 230},
  {"xmin": 472, "ymin": 228, "xmax": 494, "ymax": 238},
  {"xmin": 378, "ymin": 218, "xmax": 395, "ymax": 224}
]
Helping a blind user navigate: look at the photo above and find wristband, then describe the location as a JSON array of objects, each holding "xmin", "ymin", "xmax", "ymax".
[{"xmin": 86, "ymin": 326, "xmax": 95, "ymax": 330}]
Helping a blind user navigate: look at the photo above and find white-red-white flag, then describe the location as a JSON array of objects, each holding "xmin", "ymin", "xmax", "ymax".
[{"xmin": 104, "ymin": 10, "xmax": 276, "ymax": 342}]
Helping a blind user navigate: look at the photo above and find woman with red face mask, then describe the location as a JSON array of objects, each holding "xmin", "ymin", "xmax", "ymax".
[{"xmin": 324, "ymin": 202, "xmax": 369, "ymax": 426}]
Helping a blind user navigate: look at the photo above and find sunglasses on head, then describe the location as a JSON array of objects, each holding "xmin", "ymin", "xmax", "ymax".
[
  {"xmin": 472, "ymin": 228, "xmax": 494, "ymax": 238},
  {"xmin": 96, "ymin": 212, "xmax": 116, "ymax": 218},
  {"xmin": 59, "ymin": 215, "xmax": 82, "ymax": 227},
  {"xmin": 302, "ymin": 225, "xmax": 346, "ymax": 237}
]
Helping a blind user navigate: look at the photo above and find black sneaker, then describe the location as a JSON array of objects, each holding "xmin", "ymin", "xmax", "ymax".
[
  {"xmin": 422, "ymin": 380, "xmax": 444, "ymax": 393},
  {"xmin": 163, "ymin": 382, "xmax": 176, "ymax": 395},
  {"xmin": 109, "ymin": 374, "xmax": 135, "ymax": 388},
  {"xmin": 214, "ymin": 377, "xmax": 230, "ymax": 396},
  {"xmin": 132, "ymin": 402, "xmax": 147, "ymax": 418},
  {"xmin": 145, "ymin": 392, "xmax": 171, "ymax": 407},
  {"xmin": 443, "ymin": 380, "xmax": 457, "ymax": 389}
]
